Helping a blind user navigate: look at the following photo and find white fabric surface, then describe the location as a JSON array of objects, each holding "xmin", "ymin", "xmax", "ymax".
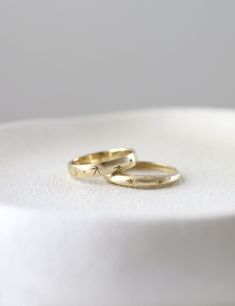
[{"xmin": 0, "ymin": 108, "xmax": 235, "ymax": 306}]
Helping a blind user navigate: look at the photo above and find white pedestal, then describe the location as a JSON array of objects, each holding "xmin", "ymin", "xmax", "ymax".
[{"xmin": 0, "ymin": 108, "xmax": 235, "ymax": 306}]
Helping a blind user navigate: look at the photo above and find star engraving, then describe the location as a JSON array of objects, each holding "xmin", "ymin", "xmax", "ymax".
[
  {"xmin": 127, "ymin": 177, "xmax": 134, "ymax": 185},
  {"xmin": 113, "ymin": 164, "xmax": 122, "ymax": 173},
  {"xmin": 92, "ymin": 165, "xmax": 102, "ymax": 175},
  {"xmin": 156, "ymin": 179, "xmax": 163, "ymax": 185}
]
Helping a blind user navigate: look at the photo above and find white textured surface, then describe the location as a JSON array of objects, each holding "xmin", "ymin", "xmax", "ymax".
[
  {"xmin": 0, "ymin": 108, "xmax": 235, "ymax": 306},
  {"xmin": 0, "ymin": 107, "xmax": 235, "ymax": 218}
]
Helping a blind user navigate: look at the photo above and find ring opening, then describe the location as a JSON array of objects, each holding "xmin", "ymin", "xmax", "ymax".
[
  {"xmin": 72, "ymin": 148, "xmax": 133, "ymax": 165},
  {"xmin": 126, "ymin": 161, "xmax": 178, "ymax": 176}
]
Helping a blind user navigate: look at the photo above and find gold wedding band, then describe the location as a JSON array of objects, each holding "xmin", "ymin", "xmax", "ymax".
[
  {"xmin": 68, "ymin": 148, "xmax": 136, "ymax": 179},
  {"xmin": 105, "ymin": 161, "xmax": 181, "ymax": 189}
]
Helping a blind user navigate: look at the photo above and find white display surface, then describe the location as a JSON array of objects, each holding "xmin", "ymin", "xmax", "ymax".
[{"xmin": 0, "ymin": 108, "xmax": 235, "ymax": 306}]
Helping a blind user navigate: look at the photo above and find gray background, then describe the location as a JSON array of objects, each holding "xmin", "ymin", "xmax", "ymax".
[{"xmin": 0, "ymin": 0, "xmax": 235, "ymax": 123}]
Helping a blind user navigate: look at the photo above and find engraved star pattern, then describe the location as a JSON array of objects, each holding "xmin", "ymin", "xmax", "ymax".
[
  {"xmin": 156, "ymin": 179, "xmax": 163, "ymax": 185},
  {"xmin": 92, "ymin": 165, "xmax": 102, "ymax": 175},
  {"xmin": 127, "ymin": 177, "xmax": 134, "ymax": 185},
  {"xmin": 113, "ymin": 164, "xmax": 122, "ymax": 173}
]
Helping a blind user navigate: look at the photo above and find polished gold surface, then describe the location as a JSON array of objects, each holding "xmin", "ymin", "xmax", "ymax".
[
  {"xmin": 68, "ymin": 148, "xmax": 136, "ymax": 179},
  {"xmin": 105, "ymin": 161, "xmax": 181, "ymax": 189}
]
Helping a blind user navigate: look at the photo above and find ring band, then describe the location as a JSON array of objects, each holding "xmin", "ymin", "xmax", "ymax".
[
  {"xmin": 104, "ymin": 161, "xmax": 181, "ymax": 189},
  {"xmin": 68, "ymin": 148, "xmax": 136, "ymax": 179}
]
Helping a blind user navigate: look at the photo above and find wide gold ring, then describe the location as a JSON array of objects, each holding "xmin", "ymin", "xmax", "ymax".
[
  {"xmin": 68, "ymin": 148, "xmax": 136, "ymax": 179},
  {"xmin": 105, "ymin": 161, "xmax": 181, "ymax": 189}
]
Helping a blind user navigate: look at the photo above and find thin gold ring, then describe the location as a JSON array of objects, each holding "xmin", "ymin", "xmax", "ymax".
[
  {"xmin": 104, "ymin": 161, "xmax": 181, "ymax": 189},
  {"xmin": 68, "ymin": 148, "xmax": 136, "ymax": 179}
]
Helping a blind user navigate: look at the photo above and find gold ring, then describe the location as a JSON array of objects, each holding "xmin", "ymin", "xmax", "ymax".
[
  {"xmin": 104, "ymin": 161, "xmax": 181, "ymax": 189},
  {"xmin": 68, "ymin": 148, "xmax": 136, "ymax": 179}
]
